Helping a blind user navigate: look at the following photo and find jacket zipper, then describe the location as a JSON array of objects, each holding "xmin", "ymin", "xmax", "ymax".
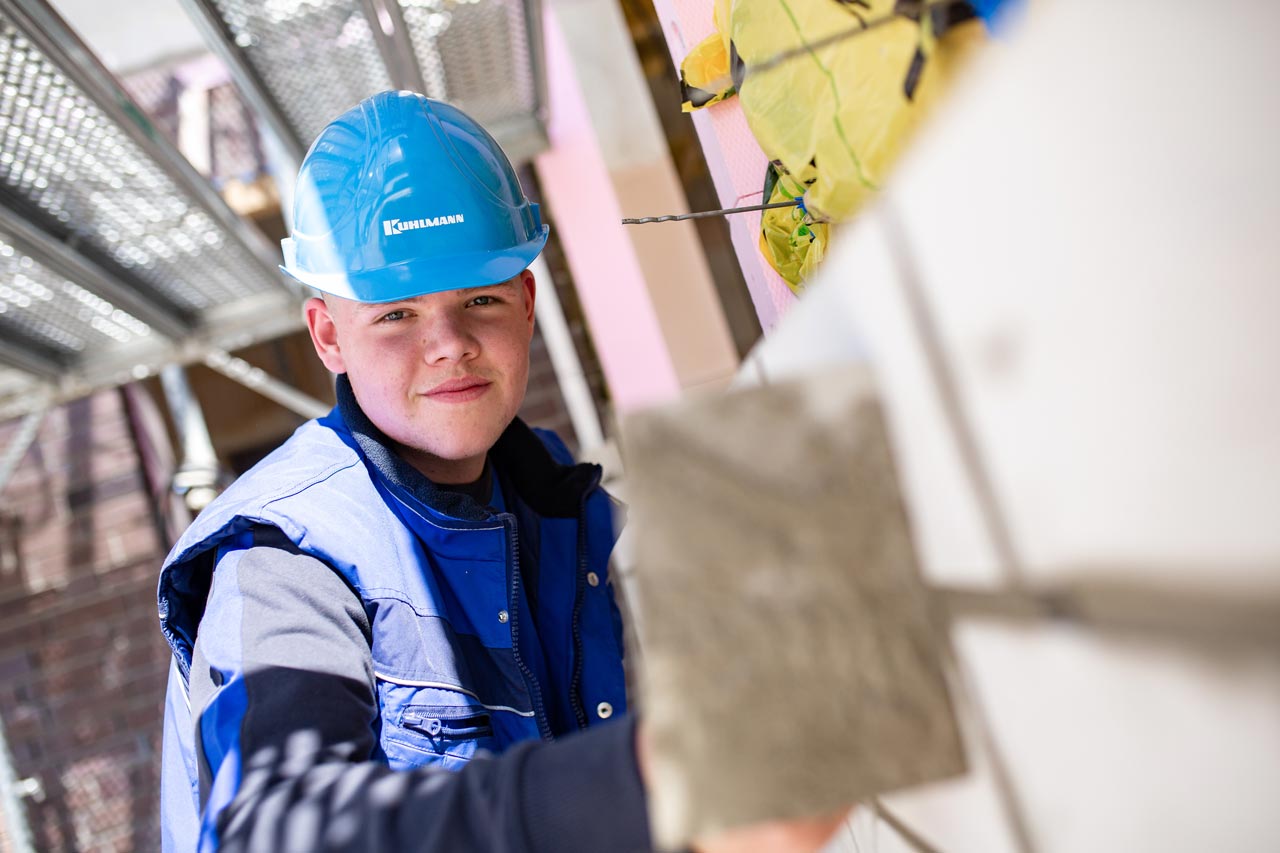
[
  {"xmin": 506, "ymin": 516, "xmax": 553, "ymax": 740},
  {"xmin": 401, "ymin": 710, "xmax": 494, "ymax": 740},
  {"xmin": 568, "ymin": 467, "xmax": 603, "ymax": 730}
]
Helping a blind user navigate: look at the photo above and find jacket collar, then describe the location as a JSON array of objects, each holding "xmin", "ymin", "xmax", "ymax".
[{"xmin": 336, "ymin": 373, "xmax": 599, "ymax": 521}]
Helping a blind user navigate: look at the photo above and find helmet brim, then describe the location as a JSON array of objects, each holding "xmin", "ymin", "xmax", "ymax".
[{"xmin": 281, "ymin": 226, "xmax": 549, "ymax": 303}]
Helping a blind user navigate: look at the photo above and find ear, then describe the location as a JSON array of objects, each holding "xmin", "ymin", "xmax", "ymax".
[
  {"xmin": 519, "ymin": 267, "xmax": 537, "ymax": 333},
  {"xmin": 304, "ymin": 296, "xmax": 347, "ymax": 374}
]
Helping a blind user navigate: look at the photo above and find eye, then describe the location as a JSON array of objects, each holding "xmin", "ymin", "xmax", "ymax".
[
  {"xmin": 467, "ymin": 294, "xmax": 499, "ymax": 307},
  {"xmin": 378, "ymin": 309, "xmax": 409, "ymax": 323}
]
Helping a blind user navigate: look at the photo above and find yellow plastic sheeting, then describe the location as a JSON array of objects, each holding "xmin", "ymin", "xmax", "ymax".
[
  {"xmin": 759, "ymin": 163, "xmax": 828, "ymax": 293},
  {"xmin": 735, "ymin": 0, "xmax": 984, "ymax": 221},
  {"xmin": 679, "ymin": 0, "xmax": 735, "ymax": 110},
  {"xmin": 679, "ymin": 0, "xmax": 985, "ymax": 285}
]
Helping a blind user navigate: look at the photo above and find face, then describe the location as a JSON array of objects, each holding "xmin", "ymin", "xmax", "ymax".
[{"xmin": 305, "ymin": 271, "xmax": 536, "ymax": 484}]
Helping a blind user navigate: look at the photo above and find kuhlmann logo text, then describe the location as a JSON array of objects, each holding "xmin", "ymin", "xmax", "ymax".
[{"xmin": 383, "ymin": 214, "xmax": 465, "ymax": 236}]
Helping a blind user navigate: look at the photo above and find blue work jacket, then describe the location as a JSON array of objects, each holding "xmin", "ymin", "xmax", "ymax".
[{"xmin": 156, "ymin": 381, "xmax": 630, "ymax": 849}]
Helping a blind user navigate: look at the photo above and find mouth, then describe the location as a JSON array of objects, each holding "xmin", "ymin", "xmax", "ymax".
[{"xmin": 424, "ymin": 377, "xmax": 492, "ymax": 403}]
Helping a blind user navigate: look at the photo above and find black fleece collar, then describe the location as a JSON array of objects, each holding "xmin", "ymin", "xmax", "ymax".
[{"xmin": 336, "ymin": 374, "xmax": 599, "ymax": 521}]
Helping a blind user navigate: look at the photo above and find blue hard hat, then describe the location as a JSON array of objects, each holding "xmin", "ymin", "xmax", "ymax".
[{"xmin": 280, "ymin": 91, "xmax": 548, "ymax": 302}]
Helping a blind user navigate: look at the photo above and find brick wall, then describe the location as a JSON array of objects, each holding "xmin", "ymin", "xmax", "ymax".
[
  {"xmin": 519, "ymin": 164, "xmax": 613, "ymax": 453},
  {"xmin": 0, "ymin": 390, "xmax": 172, "ymax": 853},
  {"xmin": 521, "ymin": 321, "xmax": 577, "ymax": 448}
]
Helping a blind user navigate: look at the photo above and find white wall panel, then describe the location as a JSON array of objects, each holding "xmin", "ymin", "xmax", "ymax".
[
  {"xmin": 879, "ymin": 0, "xmax": 1280, "ymax": 588},
  {"xmin": 954, "ymin": 620, "xmax": 1280, "ymax": 853}
]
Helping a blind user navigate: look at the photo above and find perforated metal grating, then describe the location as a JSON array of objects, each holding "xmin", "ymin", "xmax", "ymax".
[
  {"xmin": 0, "ymin": 234, "xmax": 153, "ymax": 360},
  {"xmin": 204, "ymin": 0, "xmax": 394, "ymax": 148},
  {"xmin": 0, "ymin": 14, "xmax": 278, "ymax": 317},
  {"xmin": 0, "ymin": 0, "xmax": 303, "ymax": 416},
  {"xmin": 401, "ymin": 0, "xmax": 538, "ymax": 128},
  {"xmin": 186, "ymin": 0, "xmax": 545, "ymax": 164}
]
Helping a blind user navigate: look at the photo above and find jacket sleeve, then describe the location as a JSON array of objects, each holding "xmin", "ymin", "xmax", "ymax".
[{"xmin": 188, "ymin": 528, "xmax": 652, "ymax": 853}]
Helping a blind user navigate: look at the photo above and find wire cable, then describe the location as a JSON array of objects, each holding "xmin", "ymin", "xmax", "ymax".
[{"xmin": 622, "ymin": 198, "xmax": 801, "ymax": 225}]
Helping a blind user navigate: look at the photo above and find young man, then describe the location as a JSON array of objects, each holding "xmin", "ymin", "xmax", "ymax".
[{"xmin": 157, "ymin": 91, "xmax": 842, "ymax": 852}]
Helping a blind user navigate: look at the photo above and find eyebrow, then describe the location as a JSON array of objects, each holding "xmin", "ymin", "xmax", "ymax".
[
  {"xmin": 353, "ymin": 300, "xmax": 407, "ymax": 319},
  {"xmin": 353, "ymin": 281, "xmax": 518, "ymax": 316}
]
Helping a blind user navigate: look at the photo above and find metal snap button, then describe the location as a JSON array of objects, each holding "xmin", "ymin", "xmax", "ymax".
[
  {"xmin": 498, "ymin": 610, "xmax": 509, "ymax": 624},
  {"xmin": 596, "ymin": 701, "xmax": 613, "ymax": 719},
  {"xmin": 586, "ymin": 571, "xmax": 600, "ymax": 587}
]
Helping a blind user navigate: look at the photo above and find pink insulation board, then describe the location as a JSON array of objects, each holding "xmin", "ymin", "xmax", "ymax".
[{"xmin": 535, "ymin": 4, "xmax": 684, "ymax": 412}]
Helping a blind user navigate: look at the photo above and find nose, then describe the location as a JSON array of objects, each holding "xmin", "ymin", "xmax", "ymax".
[{"xmin": 422, "ymin": 311, "xmax": 479, "ymax": 365}]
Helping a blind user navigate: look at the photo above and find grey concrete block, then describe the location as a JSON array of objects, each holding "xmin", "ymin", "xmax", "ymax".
[{"xmin": 620, "ymin": 367, "xmax": 966, "ymax": 850}]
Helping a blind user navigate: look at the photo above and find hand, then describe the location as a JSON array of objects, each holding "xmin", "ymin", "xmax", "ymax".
[{"xmin": 691, "ymin": 808, "xmax": 852, "ymax": 853}]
